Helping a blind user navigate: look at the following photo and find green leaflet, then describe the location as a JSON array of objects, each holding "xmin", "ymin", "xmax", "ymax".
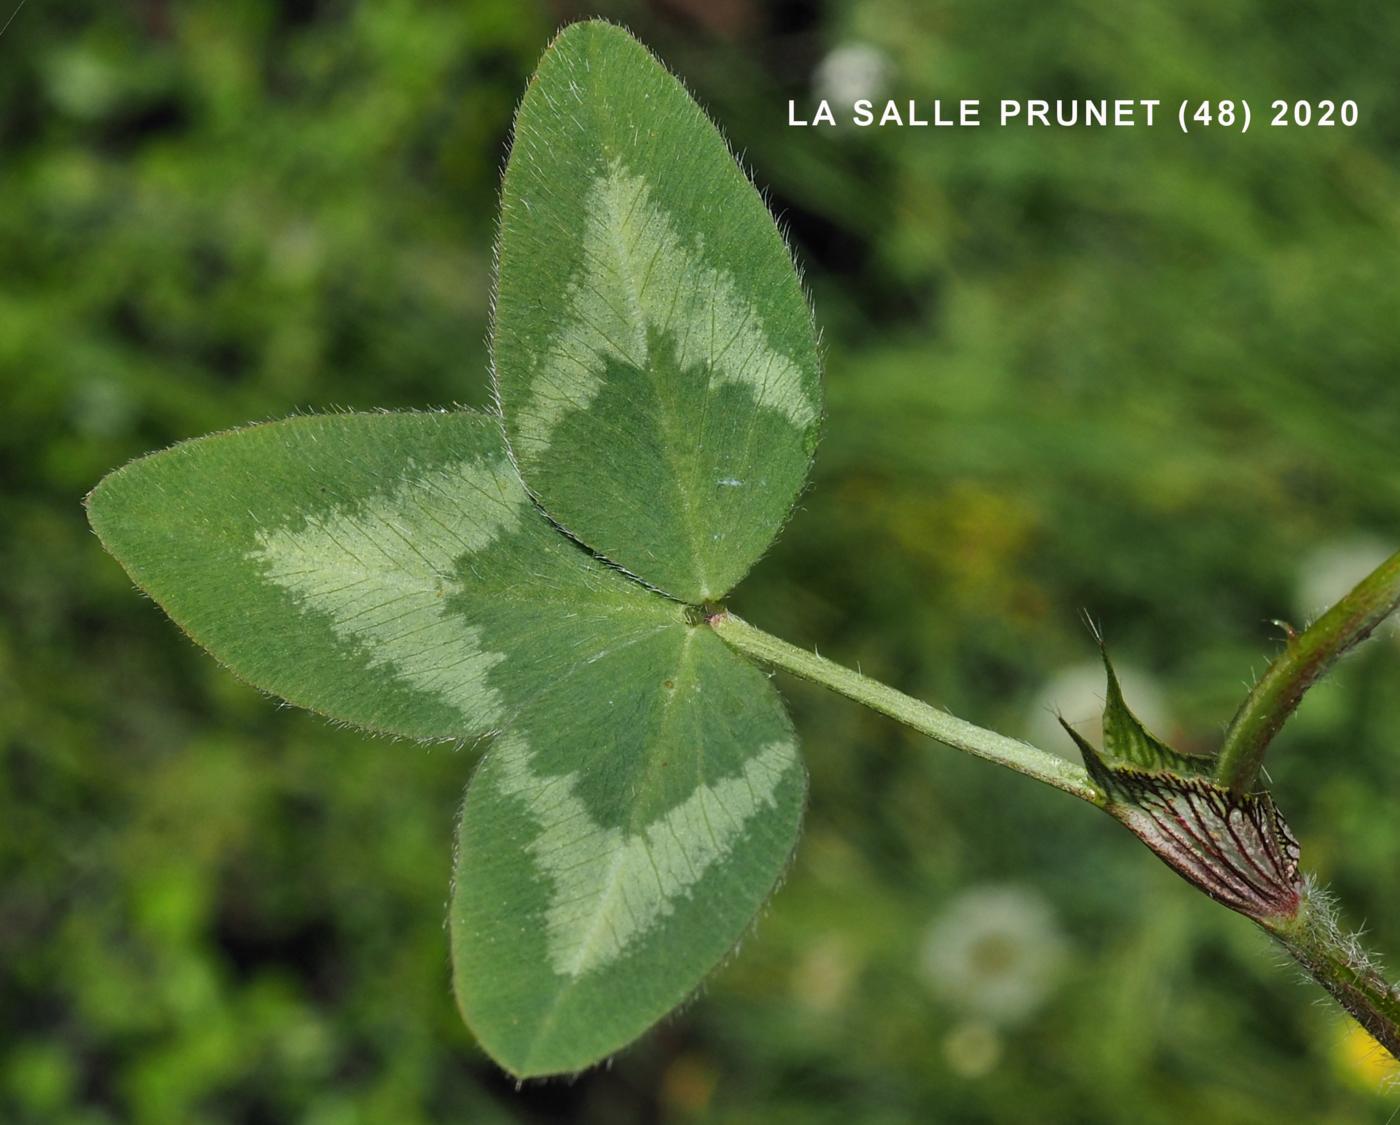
[
  {"xmin": 453, "ymin": 628, "xmax": 804, "ymax": 1077},
  {"xmin": 86, "ymin": 410, "xmax": 807, "ymax": 1074},
  {"xmin": 85, "ymin": 412, "xmax": 667, "ymax": 741},
  {"xmin": 492, "ymin": 20, "xmax": 822, "ymax": 603}
]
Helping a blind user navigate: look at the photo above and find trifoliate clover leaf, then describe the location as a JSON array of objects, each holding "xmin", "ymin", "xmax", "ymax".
[{"xmin": 87, "ymin": 18, "xmax": 823, "ymax": 1079}]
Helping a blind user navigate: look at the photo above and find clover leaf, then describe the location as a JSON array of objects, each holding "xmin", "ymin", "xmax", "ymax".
[{"xmin": 87, "ymin": 20, "xmax": 818, "ymax": 1077}]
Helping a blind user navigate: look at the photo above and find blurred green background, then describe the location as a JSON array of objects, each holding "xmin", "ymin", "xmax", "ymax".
[{"xmin": 4, "ymin": 0, "xmax": 1400, "ymax": 1121}]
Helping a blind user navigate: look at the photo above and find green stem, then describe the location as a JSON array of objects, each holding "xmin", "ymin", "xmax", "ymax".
[
  {"xmin": 1216, "ymin": 547, "xmax": 1400, "ymax": 794},
  {"xmin": 707, "ymin": 611, "xmax": 1103, "ymax": 805},
  {"xmin": 1267, "ymin": 888, "xmax": 1400, "ymax": 1060},
  {"xmin": 713, "ymin": 610, "xmax": 1400, "ymax": 1060}
]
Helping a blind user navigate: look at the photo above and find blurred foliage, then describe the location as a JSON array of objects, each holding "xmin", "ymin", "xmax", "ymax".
[{"xmin": 4, "ymin": 0, "xmax": 1400, "ymax": 1120}]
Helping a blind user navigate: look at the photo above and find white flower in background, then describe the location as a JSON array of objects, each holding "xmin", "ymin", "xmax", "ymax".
[
  {"xmin": 919, "ymin": 884, "xmax": 1068, "ymax": 1026},
  {"xmin": 1294, "ymin": 537, "xmax": 1399, "ymax": 640},
  {"xmin": 812, "ymin": 43, "xmax": 892, "ymax": 107},
  {"xmin": 1025, "ymin": 660, "xmax": 1171, "ymax": 758}
]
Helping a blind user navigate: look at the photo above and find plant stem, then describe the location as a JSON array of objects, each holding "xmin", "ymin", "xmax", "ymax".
[
  {"xmin": 707, "ymin": 611, "xmax": 1103, "ymax": 804},
  {"xmin": 710, "ymin": 612, "xmax": 1400, "ymax": 1059},
  {"xmin": 1215, "ymin": 547, "xmax": 1400, "ymax": 794},
  {"xmin": 1266, "ymin": 888, "xmax": 1400, "ymax": 1060}
]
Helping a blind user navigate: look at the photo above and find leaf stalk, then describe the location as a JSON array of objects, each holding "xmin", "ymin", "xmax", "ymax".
[{"xmin": 707, "ymin": 611, "xmax": 1103, "ymax": 804}]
